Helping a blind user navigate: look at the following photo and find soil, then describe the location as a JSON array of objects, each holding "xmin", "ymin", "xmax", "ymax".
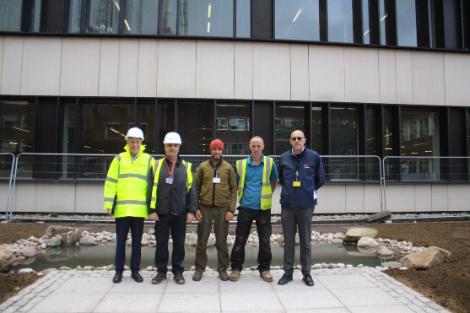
[{"xmin": 0, "ymin": 272, "xmax": 40, "ymax": 304}]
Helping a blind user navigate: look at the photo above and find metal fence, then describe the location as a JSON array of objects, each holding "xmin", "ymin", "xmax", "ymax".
[{"xmin": 3, "ymin": 153, "xmax": 470, "ymax": 219}]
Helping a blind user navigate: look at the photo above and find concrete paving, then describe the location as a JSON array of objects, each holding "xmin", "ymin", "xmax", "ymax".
[{"xmin": 0, "ymin": 268, "xmax": 451, "ymax": 313}]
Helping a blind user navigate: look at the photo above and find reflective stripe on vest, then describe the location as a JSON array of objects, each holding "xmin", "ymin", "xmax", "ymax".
[
  {"xmin": 151, "ymin": 158, "xmax": 193, "ymax": 209},
  {"xmin": 236, "ymin": 156, "xmax": 273, "ymax": 210}
]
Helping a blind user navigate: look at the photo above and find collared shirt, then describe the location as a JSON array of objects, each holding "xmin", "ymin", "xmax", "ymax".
[
  {"xmin": 236, "ymin": 154, "xmax": 278, "ymax": 210},
  {"xmin": 291, "ymin": 146, "xmax": 306, "ymax": 155}
]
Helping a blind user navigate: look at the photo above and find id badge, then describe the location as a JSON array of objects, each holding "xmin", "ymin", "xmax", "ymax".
[
  {"xmin": 293, "ymin": 180, "xmax": 301, "ymax": 188},
  {"xmin": 165, "ymin": 177, "xmax": 174, "ymax": 184},
  {"xmin": 213, "ymin": 177, "xmax": 221, "ymax": 184}
]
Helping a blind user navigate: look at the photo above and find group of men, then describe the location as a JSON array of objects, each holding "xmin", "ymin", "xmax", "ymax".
[{"xmin": 104, "ymin": 127, "xmax": 325, "ymax": 287}]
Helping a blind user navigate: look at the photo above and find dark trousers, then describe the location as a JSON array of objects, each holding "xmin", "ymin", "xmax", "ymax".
[
  {"xmin": 230, "ymin": 207, "xmax": 272, "ymax": 272},
  {"xmin": 195, "ymin": 207, "xmax": 229, "ymax": 272},
  {"xmin": 115, "ymin": 217, "xmax": 144, "ymax": 273},
  {"xmin": 154, "ymin": 213, "xmax": 186, "ymax": 274},
  {"xmin": 281, "ymin": 207, "xmax": 314, "ymax": 276}
]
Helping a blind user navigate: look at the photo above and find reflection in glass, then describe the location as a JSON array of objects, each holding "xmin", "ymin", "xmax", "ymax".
[
  {"xmin": 236, "ymin": 0, "xmax": 250, "ymax": 38},
  {"xmin": 86, "ymin": 0, "xmax": 121, "ymax": 34},
  {"xmin": 160, "ymin": 0, "xmax": 177, "ymax": 35},
  {"xmin": 311, "ymin": 106, "xmax": 322, "ymax": 153},
  {"xmin": 178, "ymin": 0, "xmax": 233, "ymax": 37},
  {"xmin": 400, "ymin": 110, "xmax": 440, "ymax": 180},
  {"xmin": 379, "ymin": 0, "xmax": 387, "ymax": 45},
  {"xmin": 383, "ymin": 107, "xmax": 394, "ymax": 156},
  {"xmin": 327, "ymin": 0, "xmax": 353, "ymax": 43},
  {"xmin": 362, "ymin": 0, "xmax": 370, "ymax": 44},
  {"xmin": 216, "ymin": 103, "xmax": 251, "ymax": 155},
  {"xmin": 178, "ymin": 101, "xmax": 214, "ymax": 154},
  {"xmin": 68, "ymin": 0, "xmax": 82, "ymax": 33},
  {"xmin": 275, "ymin": 0, "xmax": 320, "ymax": 41},
  {"xmin": 123, "ymin": 0, "xmax": 159, "ymax": 34},
  {"xmin": 0, "ymin": 2, "xmax": 22, "ymax": 31},
  {"xmin": 396, "ymin": 0, "xmax": 417, "ymax": 47},
  {"xmin": 274, "ymin": 104, "xmax": 305, "ymax": 154}
]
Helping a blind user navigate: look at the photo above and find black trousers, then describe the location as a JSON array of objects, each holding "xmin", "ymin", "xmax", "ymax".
[
  {"xmin": 115, "ymin": 217, "xmax": 144, "ymax": 273},
  {"xmin": 154, "ymin": 213, "xmax": 186, "ymax": 274},
  {"xmin": 281, "ymin": 207, "xmax": 314, "ymax": 276},
  {"xmin": 230, "ymin": 207, "xmax": 272, "ymax": 272}
]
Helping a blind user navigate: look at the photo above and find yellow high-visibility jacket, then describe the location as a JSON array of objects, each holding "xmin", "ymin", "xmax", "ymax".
[{"xmin": 104, "ymin": 145, "xmax": 155, "ymax": 218}]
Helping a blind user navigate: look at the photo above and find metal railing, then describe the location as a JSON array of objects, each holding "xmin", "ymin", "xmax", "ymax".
[
  {"xmin": 3, "ymin": 153, "xmax": 470, "ymax": 219},
  {"xmin": 0, "ymin": 153, "xmax": 15, "ymax": 220}
]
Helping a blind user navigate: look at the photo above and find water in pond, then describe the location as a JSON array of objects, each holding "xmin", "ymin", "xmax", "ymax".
[{"xmin": 13, "ymin": 243, "xmax": 383, "ymax": 271}]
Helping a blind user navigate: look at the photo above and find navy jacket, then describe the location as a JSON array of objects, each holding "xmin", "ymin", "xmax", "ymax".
[{"xmin": 278, "ymin": 147, "xmax": 325, "ymax": 209}]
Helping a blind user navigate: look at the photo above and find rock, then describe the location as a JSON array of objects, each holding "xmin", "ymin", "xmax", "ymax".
[
  {"xmin": 83, "ymin": 266, "xmax": 94, "ymax": 270},
  {"xmin": 332, "ymin": 239, "xmax": 344, "ymax": 245},
  {"xmin": 357, "ymin": 237, "xmax": 380, "ymax": 249},
  {"xmin": 60, "ymin": 266, "xmax": 72, "ymax": 270},
  {"xmin": 21, "ymin": 246, "xmax": 37, "ymax": 258},
  {"xmin": 382, "ymin": 261, "xmax": 402, "ymax": 269},
  {"xmin": 344, "ymin": 227, "xmax": 378, "ymax": 243},
  {"xmin": 18, "ymin": 268, "xmax": 34, "ymax": 273},
  {"xmin": 400, "ymin": 246, "xmax": 451, "ymax": 270},
  {"xmin": 46, "ymin": 236, "xmax": 62, "ymax": 247},
  {"xmin": 0, "ymin": 244, "xmax": 14, "ymax": 273},
  {"xmin": 377, "ymin": 246, "xmax": 394, "ymax": 258},
  {"xmin": 45, "ymin": 226, "xmax": 80, "ymax": 247},
  {"xmin": 79, "ymin": 235, "xmax": 97, "ymax": 246}
]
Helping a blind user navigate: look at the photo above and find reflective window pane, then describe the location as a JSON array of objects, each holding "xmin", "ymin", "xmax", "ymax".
[
  {"xmin": 362, "ymin": 0, "xmax": 370, "ymax": 44},
  {"xmin": 86, "ymin": 0, "xmax": 121, "ymax": 34},
  {"xmin": 379, "ymin": 0, "xmax": 387, "ymax": 45},
  {"xmin": 160, "ymin": 0, "xmax": 177, "ymax": 35},
  {"xmin": 366, "ymin": 107, "xmax": 377, "ymax": 155},
  {"xmin": 156, "ymin": 99, "xmax": 175, "ymax": 152},
  {"xmin": 327, "ymin": 0, "xmax": 353, "ymax": 43},
  {"xmin": 68, "ymin": 0, "xmax": 82, "ymax": 33},
  {"xmin": 123, "ymin": 0, "xmax": 159, "ymax": 34},
  {"xmin": 236, "ymin": 0, "xmax": 250, "ymax": 38},
  {"xmin": 216, "ymin": 103, "xmax": 251, "ymax": 154},
  {"xmin": 400, "ymin": 110, "xmax": 440, "ymax": 180},
  {"xmin": 467, "ymin": 109, "xmax": 470, "ymax": 179},
  {"xmin": 274, "ymin": 104, "xmax": 305, "ymax": 154},
  {"xmin": 178, "ymin": 0, "xmax": 234, "ymax": 37},
  {"xmin": 137, "ymin": 100, "xmax": 157, "ymax": 154},
  {"xmin": 383, "ymin": 107, "xmax": 394, "ymax": 156},
  {"xmin": 311, "ymin": 106, "xmax": 322, "ymax": 153},
  {"xmin": 396, "ymin": 0, "xmax": 417, "ymax": 47},
  {"xmin": 178, "ymin": 101, "xmax": 214, "ymax": 154},
  {"xmin": 0, "ymin": 2, "xmax": 22, "ymax": 31},
  {"xmin": 275, "ymin": 0, "xmax": 320, "ymax": 41}
]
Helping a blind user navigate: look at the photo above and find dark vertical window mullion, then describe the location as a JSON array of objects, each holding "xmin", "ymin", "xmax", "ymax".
[
  {"xmin": 378, "ymin": 105, "xmax": 384, "ymax": 158},
  {"xmin": 385, "ymin": 0, "xmax": 397, "ymax": 46},
  {"xmin": 175, "ymin": 0, "xmax": 180, "ymax": 35},
  {"xmin": 174, "ymin": 99, "xmax": 179, "ymax": 131},
  {"xmin": 395, "ymin": 105, "xmax": 401, "ymax": 181},
  {"xmin": 416, "ymin": 0, "xmax": 430, "ymax": 47},
  {"xmin": 63, "ymin": 0, "xmax": 71, "ymax": 33},
  {"xmin": 233, "ymin": 0, "xmax": 237, "ymax": 37},
  {"xmin": 272, "ymin": 101, "xmax": 276, "ymax": 154},
  {"xmin": 81, "ymin": 0, "xmax": 90, "ymax": 33},
  {"xmin": 359, "ymin": 104, "xmax": 366, "ymax": 181},
  {"xmin": 369, "ymin": 0, "xmax": 380, "ymax": 44},
  {"xmin": 353, "ymin": 0, "xmax": 363, "ymax": 43},
  {"xmin": 319, "ymin": 0, "xmax": 328, "ymax": 41},
  {"xmin": 154, "ymin": 98, "xmax": 159, "ymax": 152},
  {"xmin": 309, "ymin": 103, "xmax": 314, "ymax": 149},
  {"xmin": 251, "ymin": 100, "xmax": 255, "ymax": 138},
  {"xmin": 213, "ymin": 100, "xmax": 217, "ymax": 138},
  {"xmin": 440, "ymin": 107, "xmax": 450, "ymax": 181},
  {"xmin": 118, "ymin": 0, "xmax": 126, "ymax": 34}
]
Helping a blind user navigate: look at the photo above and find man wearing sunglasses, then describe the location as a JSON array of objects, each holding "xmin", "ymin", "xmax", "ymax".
[{"xmin": 277, "ymin": 130, "xmax": 325, "ymax": 286}]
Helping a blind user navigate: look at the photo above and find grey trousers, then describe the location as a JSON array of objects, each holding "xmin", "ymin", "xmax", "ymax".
[{"xmin": 281, "ymin": 207, "xmax": 314, "ymax": 276}]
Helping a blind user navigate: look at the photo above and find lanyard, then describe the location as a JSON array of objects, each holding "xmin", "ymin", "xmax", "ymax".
[{"xmin": 164, "ymin": 159, "xmax": 176, "ymax": 177}]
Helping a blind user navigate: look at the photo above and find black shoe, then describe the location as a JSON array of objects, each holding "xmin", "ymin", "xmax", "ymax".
[
  {"xmin": 303, "ymin": 274, "xmax": 314, "ymax": 287},
  {"xmin": 112, "ymin": 271, "xmax": 123, "ymax": 284},
  {"xmin": 151, "ymin": 272, "xmax": 167, "ymax": 284},
  {"xmin": 277, "ymin": 273, "xmax": 293, "ymax": 285},
  {"xmin": 173, "ymin": 272, "xmax": 185, "ymax": 285},
  {"xmin": 218, "ymin": 270, "xmax": 229, "ymax": 281},
  {"xmin": 192, "ymin": 270, "xmax": 203, "ymax": 281},
  {"xmin": 131, "ymin": 271, "xmax": 143, "ymax": 283}
]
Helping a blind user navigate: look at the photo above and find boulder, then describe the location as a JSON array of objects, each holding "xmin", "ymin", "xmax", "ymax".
[
  {"xmin": 400, "ymin": 246, "xmax": 451, "ymax": 270},
  {"xmin": 0, "ymin": 244, "xmax": 14, "ymax": 273},
  {"xmin": 79, "ymin": 235, "xmax": 97, "ymax": 246},
  {"xmin": 46, "ymin": 235, "xmax": 62, "ymax": 247},
  {"xmin": 344, "ymin": 227, "xmax": 378, "ymax": 243},
  {"xmin": 357, "ymin": 237, "xmax": 380, "ymax": 249},
  {"xmin": 377, "ymin": 246, "xmax": 395, "ymax": 258},
  {"xmin": 45, "ymin": 226, "xmax": 80, "ymax": 246},
  {"xmin": 21, "ymin": 246, "xmax": 37, "ymax": 258}
]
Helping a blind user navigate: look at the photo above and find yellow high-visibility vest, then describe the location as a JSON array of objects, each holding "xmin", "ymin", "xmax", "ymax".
[
  {"xmin": 150, "ymin": 158, "xmax": 193, "ymax": 210},
  {"xmin": 103, "ymin": 145, "xmax": 155, "ymax": 218},
  {"xmin": 236, "ymin": 156, "xmax": 273, "ymax": 210}
]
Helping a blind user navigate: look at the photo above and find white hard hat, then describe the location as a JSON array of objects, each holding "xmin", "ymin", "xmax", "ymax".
[
  {"xmin": 163, "ymin": 132, "xmax": 182, "ymax": 145},
  {"xmin": 126, "ymin": 127, "xmax": 144, "ymax": 140}
]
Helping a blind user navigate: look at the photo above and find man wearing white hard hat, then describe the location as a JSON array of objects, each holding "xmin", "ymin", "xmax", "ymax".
[
  {"xmin": 148, "ymin": 132, "xmax": 197, "ymax": 285},
  {"xmin": 104, "ymin": 127, "xmax": 155, "ymax": 284}
]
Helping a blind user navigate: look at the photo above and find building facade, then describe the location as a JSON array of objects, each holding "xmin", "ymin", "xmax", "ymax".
[{"xmin": 0, "ymin": 0, "xmax": 469, "ymax": 214}]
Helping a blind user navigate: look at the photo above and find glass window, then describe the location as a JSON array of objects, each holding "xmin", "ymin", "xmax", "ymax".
[
  {"xmin": 68, "ymin": 0, "xmax": 82, "ymax": 32},
  {"xmin": 0, "ymin": 1, "xmax": 22, "ymax": 31},
  {"xmin": 400, "ymin": 110, "xmax": 440, "ymax": 180},
  {"xmin": 328, "ymin": 106, "xmax": 358, "ymax": 181},
  {"xmin": 236, "ymin": 0, "xmax": 250, "ymax": 38},
  {"xmin": 123, "ymin": 0, "xmax": 159, "ymax": 34},
  {"xmin": 275, "ymin": 0, "xmax": 320, "ymax": 41},
  {"xmin": 396, "ymin": 0, "xmax": 417, "ymax": 47},
  {"xmin": 362, "ymin": 0, "xmax": 370, "ymax": 44},
  {"xmin": 466, "ymin": 109, "xmax": 470, "ymax": 179},
  {"xmin": 216, "ymin": 103, "xmax": 251, "ymax": 155},
  {"xmin": 366, "ymin": 107, "xmax": 377, "ymax": 155},
  {"xmin": 178, "ymin": 101, "xmax": 214, "ymax": 154},
  {"xmin": 137, "ymin": 100, "xmax": 157, "ymax": 154},
  {"xmin": 311, "ymin": 106, "xmax": 322, "ymax": 153},
  {"xmin": 28, "ymin": 0, "xmax": 42, "ymax": 32},
  {"xmin": 379, "ymin": 0, "xmax": 388, "ymax": 45},
  {"xmin": 81, "ymin": 99, "xmax": 135, "ymax": 153},
  {"xmin": 159, "ymin": 0, "xmax": 177, "ymax": 35},
  {"xmin": 327, "ymin": 0, "xmax": 353, "ymax": 43},
  {"xmin": 274, "ymin": 103, "xmax": 305, "ymax": 154},
  {"xmin": 383, "ymin": 107, "xmax": 394, "ymax": 156},
  {"xmin": 178, "ymin": 0, "xmax": 234, "ymax": 37},
  {"xmin": 156, "ymin": 99, "xmax": 175, "ymax": 153},
  {"xmin": 86, "ymin": 0, "xmax": 121, "ymax": 34}
]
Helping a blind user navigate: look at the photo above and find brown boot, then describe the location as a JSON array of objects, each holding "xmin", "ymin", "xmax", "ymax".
[
  {"xmin": 229, "ymin": 270, "xmax": 241, "ymax": 282},
  {"xmin": 260, "ymin": 271, "xmax": 273, "ymax": 283}
]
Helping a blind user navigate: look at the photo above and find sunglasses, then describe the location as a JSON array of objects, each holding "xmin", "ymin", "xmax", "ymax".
[{"xmin": 290, "ymin": 137, "xmax": 304, "ymax": 141}]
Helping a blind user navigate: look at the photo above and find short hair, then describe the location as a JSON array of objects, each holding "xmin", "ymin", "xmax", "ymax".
[
  {"xmin": 290, "ymin": 130, "xmax": 306, "ymax": 138},
  {"xmin": 249, "ymin": 136, "xmax": 264, "ymax": 145}
]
